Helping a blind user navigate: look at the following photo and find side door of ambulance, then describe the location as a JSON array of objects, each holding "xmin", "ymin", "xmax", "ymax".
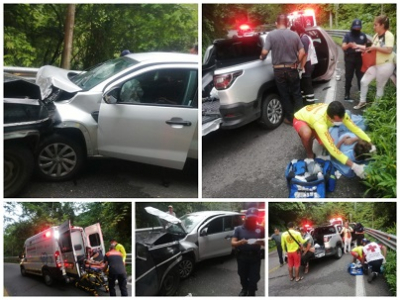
[
  {"xmin": 84, "ymin": 223, "xmax": 106, "ymax": 257},
  {"xmin": 58, "ymin": 220, "xmax": 81, "ymax": 277}
]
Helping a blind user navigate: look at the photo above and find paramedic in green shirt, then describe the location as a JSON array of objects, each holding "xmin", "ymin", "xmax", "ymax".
[
  {"xmin": 281, "ymin": 222, "xmax": 306, "ymax": 282},
  {"xmin": 110, "ymin": 238, "xmax": 127, "ymax": 264}
]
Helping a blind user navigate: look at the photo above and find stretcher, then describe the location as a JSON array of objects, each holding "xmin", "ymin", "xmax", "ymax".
[{"xmin": 75, "ymin": 260, "xmax": 109, "ymax": 296}]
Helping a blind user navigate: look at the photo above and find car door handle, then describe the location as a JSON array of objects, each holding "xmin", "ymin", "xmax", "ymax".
[{"xmin": 166, "ymin": 118, "xmax": 192, "ymax": 126}]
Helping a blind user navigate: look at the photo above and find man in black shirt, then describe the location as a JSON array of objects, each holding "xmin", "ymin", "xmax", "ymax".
[
  {"xmin": 104, "ymin": 244, "xmax": 128, "ymax": 296},
  {"xmin": 342, "ymin": 19, "xmax": 367, "ymax": 102}
]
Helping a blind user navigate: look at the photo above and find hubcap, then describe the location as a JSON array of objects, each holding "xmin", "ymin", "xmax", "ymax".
[
  {"xmin": 179, "ymin": 259, "xmax": 193, "ymax": 278},
  {"xmin": 38, "ymin": 143, "xmax": 77, "ymax": 178},
  {"xmin": 267, "ymin": 99, "xmax": 283, "ymax": 124}
]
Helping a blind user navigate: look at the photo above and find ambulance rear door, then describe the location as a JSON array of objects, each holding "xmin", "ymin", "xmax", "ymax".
[
  {"xmin": 84, "ymin": 223, "xmax": 106, "ymax": 258},
  {"xmin": 58, "ymin": 220, "xmax": 81, "ymax": 277}
]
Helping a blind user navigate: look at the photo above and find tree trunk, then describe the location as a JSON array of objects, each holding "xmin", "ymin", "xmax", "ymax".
[{"xmin": 61, "ymin": 4, "xmax": 76, "ymax": 69}]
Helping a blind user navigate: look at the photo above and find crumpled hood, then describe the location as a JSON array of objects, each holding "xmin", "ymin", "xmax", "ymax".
[
  {"xmin": 145, "ymin": 207, "xmax": 182, "ymax": 225},
  {"xmin": 36, "ymin": 65, "xmax": 82, "ymax": 99}
]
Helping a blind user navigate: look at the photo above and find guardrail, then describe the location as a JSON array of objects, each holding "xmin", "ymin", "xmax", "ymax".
[
  {"xmin": 4, "ymin": 253, "xmax": 132, "ymax": 265},
  {"xmin": 365, "ymin": 227, "xmax": 396, "ymax": 251},
  {"xmin": 4, "ymin": 66, "xmax": 40, "ymax": 82}
]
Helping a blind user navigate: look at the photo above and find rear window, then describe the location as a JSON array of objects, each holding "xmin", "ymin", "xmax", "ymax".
[
  {"xmin": 88, "ymin": 233, "xmax": 102, "ymax": 247},
  {"xmin": 314, "ymin": 226, "xmax": 336, "ymax": 235},
  {"xmin": 215, "ymin": 36, "xmax": 263, "ymax": 68}
]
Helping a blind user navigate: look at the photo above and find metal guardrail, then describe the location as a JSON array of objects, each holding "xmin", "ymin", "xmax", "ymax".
[
  {"xmin": 365, "ymin": 228, "xmax": 396, "ymax": 251},
  {"xmin": 4, "ymin": 66, "xmax": 40, "ymax": 82},
  {"xmin": 4, "ymin": 253, "xmax": 132, "ymax": 265}
]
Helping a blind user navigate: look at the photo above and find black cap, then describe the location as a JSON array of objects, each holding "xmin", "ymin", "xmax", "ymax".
[{"xmin": 352, "ymin": 19, "xmax": 362, "ymax": 30}]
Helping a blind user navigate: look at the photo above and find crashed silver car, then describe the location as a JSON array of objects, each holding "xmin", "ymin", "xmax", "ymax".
[
  {"xmin": 137, "ymin": 207, "xmax": 244, "ymax": 280},
  {"xmin": 35, "ymin": 52, "xmax": 198, "ymax": 181}
]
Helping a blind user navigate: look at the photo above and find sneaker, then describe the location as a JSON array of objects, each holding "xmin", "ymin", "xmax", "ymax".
[
  {"xmin": 367, "ymin": 268, "xmax": 373, "ymax": 283},
  {"xmin": 280, "ymin": 264, "xmax": 284, "ymax": 267},
  {"xmin": 354, "ymin": 102, "xmax": 367, "ymax": 110},
  {"xmin": 239, "ymin": 289, "xmax": 248, "ymax": 296},
  {"xmin": 344, "ymin": 95, "xmax": 354, "ymax": 102}
]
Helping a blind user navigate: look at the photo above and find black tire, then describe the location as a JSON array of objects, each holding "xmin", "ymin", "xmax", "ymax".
[
  {"xmin": 36, "ymin": 134, "xmax": 85, "ymax": 181},
  {"xmin": 335, "ymin": 245, "xmax": 343, "ymax": 259},
  {"xmin": 159, "ymin": 266, "xmax": 180, "ymax": 296},
  {"xmin": 257, "ymin": 93, "xmax": 284, "ymax": 129},
  {"xmin": 20, "ymin": 266, "xmax": 27, "ymax": 277},
  {"xmin": 43, "ymin": 270, "xmax": 54, "ymax": 286},
  {"xmin": 178, "ymin": 255, "xmax": 195, "ymax": 279},
  {"xmin": 4, "ymin": 144, "xmax": 35, "ymax": 197}
]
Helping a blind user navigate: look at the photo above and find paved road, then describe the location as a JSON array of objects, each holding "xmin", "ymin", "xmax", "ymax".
[
  {"xmin": 268, "ymin": 250, "xmax": 392, "ymax": 296},
  {"xmin": 202, "ymin": 44, "xmax": 366, "ymax": 198},
  {"xmin": 17, "ymin": 158, "xmax": 198, "ymax": 198},
  {"xmin": 4, "ymin": 263, "xmax": 132, "ymax": 296},
  {"xmin": 176, "ymin": 254, "xmax": 265, "ymax": 296}
]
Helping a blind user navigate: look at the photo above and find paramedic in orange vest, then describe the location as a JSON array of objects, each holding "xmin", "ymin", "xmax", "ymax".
[
  {"xmin": 293, "ymin": 101, "xmax": 374, "ymax": 179},
  {"xmin": 104, "ymin": 244, "xmax": 128, "ymax": 296}
]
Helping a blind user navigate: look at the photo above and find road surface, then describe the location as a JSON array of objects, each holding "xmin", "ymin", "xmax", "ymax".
[
  {"xmin": 4, "ymin": 263, "xmax": 132, "ymax": 296},
  {"xmin": 176, "ymin": 254, "xmax": 265, "ymax": 296},
  {"xmin": 17, "ymin": 158, "xmax": 198, "ymax": 198},
  {"xmin": 268, "ymin": 250, "xmax": 392, "ymax": 296},
  {"xmin": 203, "ymin": 44, "xmax": 366, "ymax": 198}
]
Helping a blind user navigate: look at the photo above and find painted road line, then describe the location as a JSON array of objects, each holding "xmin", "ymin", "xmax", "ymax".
[
  {"xmin": 324, "ymin": 70, "xmax": 338, "ymax": 104},
  {"xmin": 269, "ymin": 265, "xmax": 281, "ymax": 273},
  {"xmin": 356, "ymin": 273, "xmax": 366, "ymax": 296}
]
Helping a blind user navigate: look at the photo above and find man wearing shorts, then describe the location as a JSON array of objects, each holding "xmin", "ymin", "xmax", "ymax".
[
  {"xmin": 293, "ymin": 101, "xmax": 372, "ymax": 178},
  {"xmin": 281, "ymin": 222, "xmax": 306, "ymax": 282}
]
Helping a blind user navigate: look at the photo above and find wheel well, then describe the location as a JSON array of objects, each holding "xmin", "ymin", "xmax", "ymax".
[
  {"xmin": 183, "ymin": 251, "xmax": 196, "ymax": 262},
  {"xmin": 5, "ymin": 136, "xmax": 39, "ymax": 152},
  {"xmin": 45, "ymin": 128, "xmax": 87, "ymax": 154}
]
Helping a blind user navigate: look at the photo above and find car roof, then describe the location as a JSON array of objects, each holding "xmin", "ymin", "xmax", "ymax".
[{"xmin": 124, "ymin": 52, "xmax": 198, "ymax": 64}]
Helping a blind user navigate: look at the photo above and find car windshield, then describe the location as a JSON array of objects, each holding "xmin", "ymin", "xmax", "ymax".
[
  {"xmin": 180, "ymin": 214, "xmax": 206, "ymax": 233},
  {"xmin": 70, "ymin": 56, "xmax": 139, "ymax": 90}
]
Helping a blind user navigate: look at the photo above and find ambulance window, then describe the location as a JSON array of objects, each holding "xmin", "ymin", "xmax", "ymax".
[
  {"xmin": 59, "ymin": 232, "xmax": 73, "ymax": 252},
  {"xmin": 89, "ymin": 233, "xmax": 101, "ymax": 247}
]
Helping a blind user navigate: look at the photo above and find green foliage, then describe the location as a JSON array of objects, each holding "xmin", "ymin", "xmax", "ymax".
[
  {"xmin": 383, "ymin": 250, "xmax": 396, "ymax": 296},
  {"xmin": 3, "ymin": 202, "xmax": 132, "ymax": 256},
  {"xmin": 4, "ymin": 4, "xmax": 198, "ymax": 69},
  {"xmin": 363, "ymin": 84, "xmax": 396, "ymax": 198}
]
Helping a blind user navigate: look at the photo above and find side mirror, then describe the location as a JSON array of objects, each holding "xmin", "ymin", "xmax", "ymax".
[
  {"xmin": 200, "ymin": 228, "xmax": 208, "ymax": 237},
  {"xmin": 103, "ymin": 88, "xmax": 120, "ymax": 104}
]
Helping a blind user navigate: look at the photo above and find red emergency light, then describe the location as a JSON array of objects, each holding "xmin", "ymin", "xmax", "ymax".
[
  {"xmin": 304, "ymin": 224, "xmax": 310, "ymax": 228},
  {"xmin": 304, "ymin": 9, "xmax": 315, "ymax": 15},
  {"xmin": 45, "ymin": 231, "xmax": 51, "ymax": 238},
  {"xmin": 239, "ymin": 24, "xmax": 251, "ymax": 31}
]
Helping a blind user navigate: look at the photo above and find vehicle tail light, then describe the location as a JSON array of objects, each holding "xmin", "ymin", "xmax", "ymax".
[
  {"xmin": 324, "ymin": 236, "xmax": 332, "ymax": 243},
  {"xmin": 45, "ymin": 231, "xmax": 51, "ymax": 238},
  {"xmin": 214, "ymin": 71, "xmax": 243, "ymax": 90},
  {"xmin": 54, "ymin": 251, "xmax": 62, "ymax": 268},
  {"xmin": 239, "ymin": 24, "xmax": 251, "ymax": 31}
]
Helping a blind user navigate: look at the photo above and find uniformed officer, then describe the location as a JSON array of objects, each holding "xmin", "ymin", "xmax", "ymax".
[
  {"xmin": 232, "ymin": 208, "xmax": 265, "ymax": 296},
  {"xmin": 104, "ymin": 244, "xmax": 128, "ymax": 296}
]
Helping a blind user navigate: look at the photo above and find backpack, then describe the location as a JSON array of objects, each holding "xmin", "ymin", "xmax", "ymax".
[{"xmin": 285, "ymin": 158, "xmax": 335, "ymax": 198}]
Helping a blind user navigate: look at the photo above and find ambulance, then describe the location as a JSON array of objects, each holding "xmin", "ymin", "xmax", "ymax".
[{"xmin": 20, "ymin": 220, "xmax": 105, "ymax": 286}]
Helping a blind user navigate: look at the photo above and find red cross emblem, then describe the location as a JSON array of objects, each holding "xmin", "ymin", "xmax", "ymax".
[{"xmin": 367, "ymin": 244, "xmax": 377, "ymax": 252}]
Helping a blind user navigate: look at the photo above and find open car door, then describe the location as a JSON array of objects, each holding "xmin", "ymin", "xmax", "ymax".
[
  {"xmin": 58, "ymin": 220, "xmax": 81, "ymax": 278},
  {"xmin": 84, "ymin": 223, "xmax": 106, "ymax": 258}
]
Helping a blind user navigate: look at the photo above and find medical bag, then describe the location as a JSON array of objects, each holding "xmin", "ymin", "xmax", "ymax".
[{"xmin": 285, "ymin": 158, "xmax": 335, "ymax": 198}]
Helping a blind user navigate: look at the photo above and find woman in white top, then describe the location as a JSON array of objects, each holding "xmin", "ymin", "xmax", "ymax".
[
  {"xmin": 340, "ymin": 222, "xmax": 353, "ymax": 254},
  {"xmin": 354, "ymin": 15, "xmax": 395, "ymax": 109}
]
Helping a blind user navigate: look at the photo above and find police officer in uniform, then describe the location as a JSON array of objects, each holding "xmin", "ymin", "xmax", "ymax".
[
  {"xmin": 104, "ymin": 244, "xmax": 128, "ymax": 296},
  {"xmin": 342, "ymin": 19, "xmax": 367, "ymax": 101},
  {"xmin": 232, "ymin": 208, "xmax": 265, "ymax": 296}
]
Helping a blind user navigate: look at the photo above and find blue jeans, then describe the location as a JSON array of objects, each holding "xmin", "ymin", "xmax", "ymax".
[{"xmin": 274, "ymin": 68, "xmax": 303, "ymax": 121}]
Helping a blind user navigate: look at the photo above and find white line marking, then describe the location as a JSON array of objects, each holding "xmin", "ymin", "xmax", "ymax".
[
  {"xmin": 324, "ymin": 70, "xmax": 338, "ymax": 104},
  {"xmin": 356, "ymin": 274, "xmax": 366, "ymax": 296}
]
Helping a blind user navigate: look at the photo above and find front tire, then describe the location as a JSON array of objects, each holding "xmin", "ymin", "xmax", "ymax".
[
  {"xmin": 159, "ymin": 266, "xmax": 180, "ymax": 296},
  {"xmin": 178, "ymin": 255, "xmax": 194, "ymax": 279},
  {"xmin": 257, "ymin": 93, "xmax": 283, "ymax": 129},
  {"xmin": 4, "ymin": 144, "xmax": 34, "ymax": 197},
  {"xmin": 36, "ymin": 134, "xmax": 85, "ymax": 181}
]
